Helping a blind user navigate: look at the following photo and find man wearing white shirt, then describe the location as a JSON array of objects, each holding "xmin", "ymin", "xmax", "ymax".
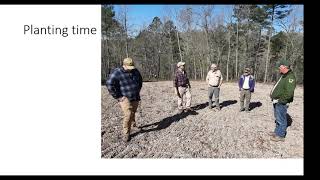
[{"xmin": 238, "ymin": 68, "xmax": 255, "ymax": 112}]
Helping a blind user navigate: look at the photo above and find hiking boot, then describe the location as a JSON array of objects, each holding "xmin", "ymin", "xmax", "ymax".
[
  {"xmin": 270, "ymin": 135, "xmax": 285, "ymax": 142},
  {"xmin": 123, "ymin": 134, "xmax": 131, "ymax": 142},
  {"xmin": 267, "ymin": 131, "xmax": 276, "ymax": 137}
]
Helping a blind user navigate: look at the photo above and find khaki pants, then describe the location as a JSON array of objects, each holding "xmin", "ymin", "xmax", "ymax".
[
  {"xmin": 119, "ymin": 98, "xmax": 139, "ymax": 135},
  {"xmin": 240, "ymin": 89, "xmax": 251, "ymax": 110},
  {"xmin": 178, "ymin": 87, "xmax": 192, "ymax": 110}
]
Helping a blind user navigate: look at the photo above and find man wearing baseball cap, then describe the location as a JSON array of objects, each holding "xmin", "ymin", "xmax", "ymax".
[
  {"xmin": 106, "ymin": 57, "xmax": 143, "ymax": 142},
  {"xmin": 268, "ymin": 59, "xmax": 296, "ymax": 142},
  {"xmin": 173, "ymin": 61, "xmax": 192, "ymax": 113}
]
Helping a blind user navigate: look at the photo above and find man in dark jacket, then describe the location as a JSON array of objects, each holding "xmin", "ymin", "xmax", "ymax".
[
  {"xmin": 173, "ymin": 61, "xmax": 192, "ymax": 113},
  {"xmin": 238, "ymin": 68, "xmax": 255, "ymax": 112},
  {"xmin": 268, "ymin": 60, "xmax": 296, "ymax": 142},
  {"xmin": 106, "ymin": 57, "xmax": 143, "ymax": 142}
]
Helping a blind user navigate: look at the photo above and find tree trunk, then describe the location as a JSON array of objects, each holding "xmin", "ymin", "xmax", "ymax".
[
  {"xmin": 124, "ymin": 6, "xmax": 129, "ymax": 58},
  {"xmin": 217, "ymin": 47, "xmax": 221, "ymax": 66},
  {"xmin": 264, "ymin": 29, "xmax": 272, "ymax": 83},
  {"xmin": 193, "ymin": 54, "xmax": 197, "ymax": 80},
  {"xmin": 199, "ymin": 56, "xmax": 204, "ymax": 80},
  {"xmin": 169, "ymin": 34, "xmax": 175, "ymax": 78},
  {"xmin": 236, "ymin": 21, "xmax": 239, "ymax": 79},
  {"xmin": 205, "ymin": 28, "xmax": 211, "ymax": 64},
  {"xmin": 176, "ymin": 31, "xmax": 183, "ymax": 62},
  {"xmin": 264, "ymin": 6, "xmax": 275, "ymax": 83},
  {"xmin": 254, "ymin": 28, "xmax": 262, "ymax": 80},
  {"xmin": 227, "ymin": 31, "xmax": 231, "ymax": 82},
  {"xmin": 106, "ymin": 39, "xmax": 110, "ymax": 77},
  {"xmin": 157, "ymin": 54, "xmax": 160, "ymax": 80}
]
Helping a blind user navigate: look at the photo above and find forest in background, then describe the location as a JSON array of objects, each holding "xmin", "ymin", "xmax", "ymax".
[{"xmin": 101, "ymin": 5, "xmax": 303, "ymax": 84}]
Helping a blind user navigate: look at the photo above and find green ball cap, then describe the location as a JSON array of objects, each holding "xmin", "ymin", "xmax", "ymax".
[{"xmin": 276, "ymin": 60, "xmax": 290, "ymax": 67}]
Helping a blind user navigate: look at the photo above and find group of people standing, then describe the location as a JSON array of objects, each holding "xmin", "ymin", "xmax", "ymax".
[
  {"xmin": 174, "ymin": 62, "xmax": 254, "ymax": 113},
  {"xmin": 106, "ymin": 57, "xmax": 296, "ymax": 143}
]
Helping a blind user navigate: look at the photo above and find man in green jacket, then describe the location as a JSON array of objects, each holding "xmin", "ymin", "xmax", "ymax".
[{"xmin": 269, "ymin": 60, "xmax": 296, "ymax": 142}]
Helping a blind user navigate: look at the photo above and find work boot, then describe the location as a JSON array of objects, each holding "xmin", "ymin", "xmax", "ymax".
[
  {"xmin": 270, "ymin": 135, "xmax": 285, "ymax": 142},
  {"xmin": 267, "ymin": 131, "xmax": 276, "ymax": 137}
]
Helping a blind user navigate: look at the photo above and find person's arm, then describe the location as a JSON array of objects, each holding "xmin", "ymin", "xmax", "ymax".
[
  {"xmin": 173, "ymin": 73, "xmax": 181, "ymax": 98},
  {"xmin": 137, "ymin": 70, "xmax": 143, "ymax": 90},
  {"xmin": 185, "ymin": 71, "xmax": 191, "ymax": 88},
  {"xmin": 238, "ymin": 75, "xmax": 243, "ymax": 91},
  {"xmin": 251, "ymin": 77, "xmax": 255, "ymax": 92},
  {"xmin": 206, "ymin": 72, "xmax": 210, "ymax": 84},
  {"xmin": 106, "ymin": 70, "xmax": 122, "ymax": 100},
  {"xmin": 218, "ymin": 71, "xmax": 223, "ymax": 87}
]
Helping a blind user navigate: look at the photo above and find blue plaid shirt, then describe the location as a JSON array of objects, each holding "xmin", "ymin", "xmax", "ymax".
[{"xmin": 106, "ymin": 67, "xmax": 143, "ymax": 101}]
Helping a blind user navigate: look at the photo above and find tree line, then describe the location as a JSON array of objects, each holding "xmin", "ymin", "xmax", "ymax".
[{"xmin": 102, "ymin": 5, "xmax": 303, "ymax": 84}]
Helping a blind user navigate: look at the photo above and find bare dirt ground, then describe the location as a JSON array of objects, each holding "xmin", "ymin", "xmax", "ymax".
[{"xmin": 101, "ymin": 81, "xmax": 303, "ymax": 158}]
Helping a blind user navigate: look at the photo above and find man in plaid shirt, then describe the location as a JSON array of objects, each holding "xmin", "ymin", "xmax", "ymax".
[
  {"xmin": 174, "ymin": 61, "xmax": 192, "ymax": 113},
  {"xmin": 106, "ymin": 57, "xmax": 143, "ymax": 142}
]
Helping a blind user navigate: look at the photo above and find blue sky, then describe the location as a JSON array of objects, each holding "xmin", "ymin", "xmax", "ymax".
[{"xmin": 113, "ymin": 5, "xmax": 303, "ymax": 36}]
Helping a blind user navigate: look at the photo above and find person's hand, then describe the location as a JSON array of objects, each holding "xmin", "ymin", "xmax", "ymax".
[
  {"xmin": 174, "ymin": 88, "xmax": 181, "ymax": 98},
  {"xmin": 272, "ymin": 99, "xmax": 279, "ymax": 104}
]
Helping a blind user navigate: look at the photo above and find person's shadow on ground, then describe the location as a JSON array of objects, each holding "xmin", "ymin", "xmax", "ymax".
[
  {"xmin": 220, "ymin": 100, "xmax": 237, "ymax": 109},
  {"xmin": 131, "ymin": 102, "xmax": 208, "ymax": 138},
  {"xmin": 287, "ymin": 113, "xmax": 293, "ymax": 127},
  {"xmin": 249, "ymin": 101, "xmax": 262, "ymax": 111}
]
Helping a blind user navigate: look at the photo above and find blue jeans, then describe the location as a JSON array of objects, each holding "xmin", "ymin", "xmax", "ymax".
[{"xmin": 273, "ymin": 103, "xmax": 288, "ymax": 138}]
